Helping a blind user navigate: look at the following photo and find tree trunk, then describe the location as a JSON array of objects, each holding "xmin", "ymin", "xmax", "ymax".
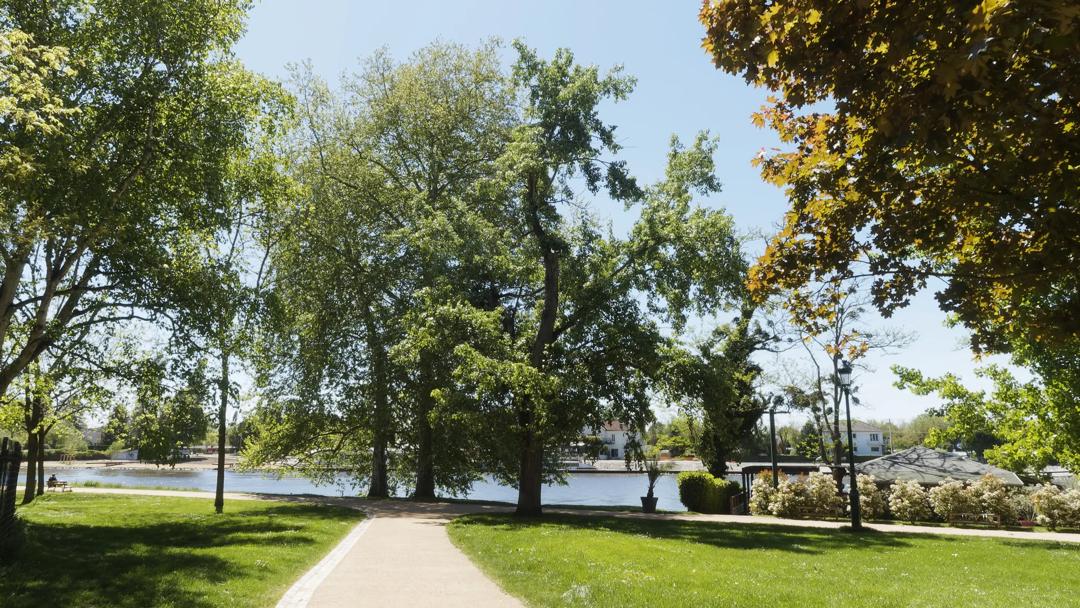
[
  {"xmin": 36, "ymin": 430, "xmax": 45, "ymax": 496},
  {"xmin": 22, "ymin": 432, "xmax": 38, "ymax": 504},
  {"xmin": 214, "ymin": 348, "xmax": 229, "ymax": 514},
  {"xmin": 516, "ymin": 173, "xmax": 559, "ymax": 517},
  {"xmin": 364, "ymin": 307, "xmax": 390, "ymax": 499},
  {"xmin": 516, "ymin": 411, "xmax": 544, "ymax": 516},
  {"xmin": 414, "ymin": 411, "xmax": 436, "ymax": 500}
]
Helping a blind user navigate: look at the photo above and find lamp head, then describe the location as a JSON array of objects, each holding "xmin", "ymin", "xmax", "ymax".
[{"xmin": 837, "ymin": 359, "xmax": 853, "ymax": 388}]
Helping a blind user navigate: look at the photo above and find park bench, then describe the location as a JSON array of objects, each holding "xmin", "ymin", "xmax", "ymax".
[
  {"xmin": 948, "ymin": 512, "xmax": 1001, "ymax": 527},
  {"xmin": 46, "ymin": 478, "xmax": 71, "ymax": 492}
]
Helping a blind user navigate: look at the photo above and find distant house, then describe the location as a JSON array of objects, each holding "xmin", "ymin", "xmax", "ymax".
[
  {"xmin": 858, "ymin": 445, "xmax": 1023, "ymax": 487},
  {"xmin": 585, "ymin": 421, "xmax": 640, "ymax": 460},
  {"xmin": 825, "ymin": 420, "xmax": 887, "ymax": 457},
  {"xmin": 110, "ymin": 448, "xmax": 139, "ymax": 461}
]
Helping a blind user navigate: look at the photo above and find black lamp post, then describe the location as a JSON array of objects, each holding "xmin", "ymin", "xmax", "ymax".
[
  {"xmin": 837, "ymin": 358, "xmax": 862, "ymax": 530},
  {"xmin": 767, "ymin": 394, "xmax": 788, "ymax": 489}
]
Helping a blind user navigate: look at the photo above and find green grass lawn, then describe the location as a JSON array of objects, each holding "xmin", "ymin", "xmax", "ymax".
[
  {"xmin": 0, "ymin": 493, "xmax": 363, "ymax": 608},
  {"xmin": 449, "ymin": 514, "xmax": 1080, "ymax": 608}
]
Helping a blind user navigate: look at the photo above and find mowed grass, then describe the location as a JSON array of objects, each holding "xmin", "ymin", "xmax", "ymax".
[
  {"xmin": 448, "ymin": 514, "xmax": 1080, "ymax": 608},
  {"xmin": 0, "ymin": 493, "xmax": 363, "ymax": 608}
]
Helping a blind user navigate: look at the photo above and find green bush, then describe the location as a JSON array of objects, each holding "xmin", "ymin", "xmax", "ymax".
[
  {"xmin": 677, "ymin": 472, "xmax": 711, "ymax": 511},
  {"xmin": 677, "ymin": 471, "xmax": 738, "ymax": 514}
]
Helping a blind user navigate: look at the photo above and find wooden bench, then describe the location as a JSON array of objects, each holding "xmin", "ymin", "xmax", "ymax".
[{"xmin": 46, "ymin": 479, "xmax": 71, "ymax": 492}]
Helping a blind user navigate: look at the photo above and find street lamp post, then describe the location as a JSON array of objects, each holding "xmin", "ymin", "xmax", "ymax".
[
  {"xmin": 837, "ymin": 358, "xmax": 862, "ymax": 530},
  {"xmin": 767, "ymin": 395, "xmax": 788, "ymax": 489}
]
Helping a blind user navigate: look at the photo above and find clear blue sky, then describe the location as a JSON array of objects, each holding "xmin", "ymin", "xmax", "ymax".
[{"xmin": 234, "ymin": 0, "xmax": 1012, "ymax": 425}]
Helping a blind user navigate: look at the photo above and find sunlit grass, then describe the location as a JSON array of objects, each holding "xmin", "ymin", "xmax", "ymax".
[
  {"xmin": 449, "ymin": 513, "xmax": 1080, "ymax": 608},
  {"xmin": 1, "ymin": 493, "xmax": 362, "ymax": 608}
]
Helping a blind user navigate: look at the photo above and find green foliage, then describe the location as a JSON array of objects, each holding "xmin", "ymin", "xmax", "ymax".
[
  {"xmin": 894, "ymin": 365, "xmax": 1076, "ymax": 472},
  {"xmin": 676, "ymin": 471, "xmax": 737, "ymax": 514},
  {"xmin": 129, "ymin": 361, "xmax": 211, "ymax": 467},
  {"xmin": 701, "ymin": 0, "xmax": 1080, "ymax": 359},
  {"xmin": 647, "ymin": 415, "xmax": 698, "ymax": 457},
  {"xmin": 661, "ymin": 304, "xmax": 771, "ymax": 476},
  {"xmin": 0, "ymin": 0, "xmax": 281, "ymax": 398}
]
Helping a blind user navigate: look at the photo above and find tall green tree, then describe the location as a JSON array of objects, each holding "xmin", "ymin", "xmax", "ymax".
[
  {"xmin": 248, "ymin": 42, "xmax": 514, "ymax": 499},
  {"xmin": 471, "ymin": 43, "xmax": 747, "ymax": 514},
  {"xmin": 662, "ymin": 304, "xmax": 774, "ymax": 476},
  {"xmin": 0, "ymin": 0, "xmax": 274, "ymax": 400},
  {"xmin": 129, "ymin": 359, "xmax": 211, "ymax": 468}
]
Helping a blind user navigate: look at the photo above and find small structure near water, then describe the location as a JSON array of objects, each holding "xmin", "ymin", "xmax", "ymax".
[{"xmin": 858, "ymin": 445, "xmax": 1023, "ymax": 487}]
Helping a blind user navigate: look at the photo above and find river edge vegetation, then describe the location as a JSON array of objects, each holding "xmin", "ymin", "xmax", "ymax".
[
  {"xmin": 0, "ymin": 493, "xmax": 363, "ymax": 607},
  {"xmin": 448, "ymin": 514, "xmax": 1080, "ymax": 608}
]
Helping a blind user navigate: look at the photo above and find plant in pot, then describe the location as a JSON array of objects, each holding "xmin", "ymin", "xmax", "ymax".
[{"xmin": 641, "ymin": 456, "xmax": 665, "ymax": 513}]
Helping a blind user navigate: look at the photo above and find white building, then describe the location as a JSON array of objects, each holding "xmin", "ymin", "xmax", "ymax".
[
  {"xmin": 825, "ymin": 421, "xmax": 887, "ymax": 457},
  {"xmin": 587, "ymin": 421, "xmax": 640, "ymax": 460}
]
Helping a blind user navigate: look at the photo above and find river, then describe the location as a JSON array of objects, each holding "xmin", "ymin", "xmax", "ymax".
[{"xmin": 43, "ymin": 467, "xmax": 694, "ymax": 512}]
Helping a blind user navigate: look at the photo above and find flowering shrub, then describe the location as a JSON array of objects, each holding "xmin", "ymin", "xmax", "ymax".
[
  {"xmin": 856, "ymin": 474, "xmax": 887, "ymax": 520},
  {"xmin": 928, "ymin": 479, "xmax": 976, "ymax": 521},
  {"xmin": 888, "ymin": 480, "xmax": 931, "ymax": 523},
  {"xmin": 749, "ymin": 471, "xmax": 776, "ymax": 515},
  {"xmin": 804, "ymin": 472, "xmax": 843, "ymax": 517},
  {"xmin": 1031, "ymin": 484, "xmax": 1080, "ymax": 530},
  {"xmin": 970, "ymin": 474, "xmax": 1016, "ymax": 524},
  {"xmin": 770, "ymin": 476, "xmax": 809, "ymax": 518}
]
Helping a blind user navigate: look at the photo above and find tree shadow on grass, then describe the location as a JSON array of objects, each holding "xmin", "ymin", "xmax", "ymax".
[
  {"xmin": 0, "ymin": 504, "xmax": 341, "ymax": 608},
  {"xmin": 456, "ymin": 513, "xmax": 914, "ymax": 555}
]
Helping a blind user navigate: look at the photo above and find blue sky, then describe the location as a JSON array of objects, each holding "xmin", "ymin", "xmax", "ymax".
[{"xmin": 234, "ymin": 0, "xmax": 1012, "ymax": 425}]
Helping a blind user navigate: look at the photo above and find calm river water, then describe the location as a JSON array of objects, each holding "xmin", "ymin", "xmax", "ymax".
[{"xmin": 43, "ymin": 467, "xmax": 696, "ymax": 512}]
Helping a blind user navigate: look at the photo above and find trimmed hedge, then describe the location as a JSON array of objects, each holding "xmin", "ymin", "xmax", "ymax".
[
  {"xmin": 677, "ymin": 471, "xmax": 739, "ymax": 514},
  {"xmin": 43, "ymin": 449, "xmax": 110, "ymax": 460}
]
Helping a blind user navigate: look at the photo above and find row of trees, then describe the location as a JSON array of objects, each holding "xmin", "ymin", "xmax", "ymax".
[{"xmin": 242, "ymin": 41, "xmax": 758, "ymax": 515}]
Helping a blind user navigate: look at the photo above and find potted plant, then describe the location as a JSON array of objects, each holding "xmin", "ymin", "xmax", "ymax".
[{"xmin": 641, "ymin": 457, "xmax": 664, "ymax": 513}]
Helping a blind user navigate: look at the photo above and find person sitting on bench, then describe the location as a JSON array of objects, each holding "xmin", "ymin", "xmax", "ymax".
[{"xmin": 46, "ymin": 474, "xmax": 71, "ymax": 492}]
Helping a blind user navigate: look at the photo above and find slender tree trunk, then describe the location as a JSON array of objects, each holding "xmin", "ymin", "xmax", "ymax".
[
  {"xmin": 36, "ymin": 430, "xmax": 45, "ymax": 496},
  {"xmin": 516, "ymin": 409, "xmax": 544, "ymax": 515},
  {"xmin": 364, "ymin": 307, "xmax": 390, "ymax": 499},
  {"xmin": 414, "ymin": 408, "xmax": 436, "ymax": 500},
  {"xmin": 516, "ymin": 173, "xmax": 559, "ymax": 516},
  {"xmin": 214, "ymin": 348, "xmax": 229, "ymax": 514},
  {"xmin": 22, "ymin": 432, "xmax": 38, "ymax": 504}
]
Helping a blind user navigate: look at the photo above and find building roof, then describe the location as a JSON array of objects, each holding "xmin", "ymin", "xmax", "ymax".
[
  {"xmin": 849, "ymin": 420, "xmax": 883, "ymax": 433},
  {"xmin": 601, "ymin": 421, "xmax": 630, "ymax": 432},
  {"xmin": 858, "ymin": 446, "xmax": 1023, "ymax": 486}
]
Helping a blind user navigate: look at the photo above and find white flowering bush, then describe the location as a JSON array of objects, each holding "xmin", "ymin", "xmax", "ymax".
[
  {"xmin": 749, "ymin": 472, "xmax": 776, "ymax": 516},
  {"xmin": 928, "ymin": 479, "xmax": 976, "ymax": 521},
  {"xmin": 888, "ymin": 480, "xmax": 932, "ymax": 523},
  {"xmin": 1031, "ymin": 484, "xmax": 1080, "ymax": 530},
  {"xmin": 804, "ymin": 472, "xmax": 843, "ymax": 517},
  {"xmin": 770, "ymin": 476, "xmax": 809, "ymax": 518},
  {"xmin": 970, "ymin": 474, "xmax": 1016, "ymax": 524},
  {"xmin": 856, "ymin": 474, "xmax": 887, "ymax": 520}
]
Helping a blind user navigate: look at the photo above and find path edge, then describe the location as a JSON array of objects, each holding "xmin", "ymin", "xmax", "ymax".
[{"xmin": 275, "ymin": 516, "xmax": 375, "ymax": 608}]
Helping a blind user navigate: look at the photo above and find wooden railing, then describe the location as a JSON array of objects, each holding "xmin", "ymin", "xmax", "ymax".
[{"xmin": 0, "ymin": 437, "xmax": 23, "ymax": 547}]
